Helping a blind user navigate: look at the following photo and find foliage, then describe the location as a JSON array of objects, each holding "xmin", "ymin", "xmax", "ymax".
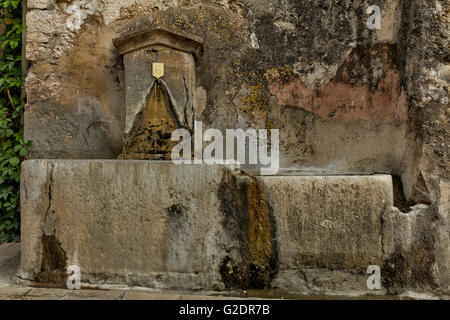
[{"xmin": 0, "ymin": 0, "xmax": 29, "ymax": 243}]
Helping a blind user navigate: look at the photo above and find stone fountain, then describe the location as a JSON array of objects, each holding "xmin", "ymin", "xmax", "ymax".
[{"xmin": 18, "ymin": 8, "xmax": 446, "ymax": 295}]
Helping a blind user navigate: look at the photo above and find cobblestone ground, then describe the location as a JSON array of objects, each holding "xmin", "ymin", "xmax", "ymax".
[{"xmin": 0, "ymin": 286, "xmax": 257, "ymax": 300}]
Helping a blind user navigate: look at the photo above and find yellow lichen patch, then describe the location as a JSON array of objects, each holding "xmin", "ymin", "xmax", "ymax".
[
  {"xmin": 240, "ymin": 84, "xmax": 268, "ymax": 122},
  {"xmin": 264, "ymin": 65, "xmax": 294, "ymax": 83},
  {"xmin": 265, "ymin": 118, "xmax": 274, "ymax": 130},
  {"xmin": 246, "ymin": 180, "xmax": 273, "ymax": 268}
]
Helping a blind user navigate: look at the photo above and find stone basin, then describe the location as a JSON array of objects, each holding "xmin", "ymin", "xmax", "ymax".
[{"xmin": 19, "ymin": 160, "xmax": 396, "ymax": 295}]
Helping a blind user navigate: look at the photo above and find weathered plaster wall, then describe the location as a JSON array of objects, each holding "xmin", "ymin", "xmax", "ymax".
[
  {"xmin": 25, "ymin": 0, "xmax": 409, "ymax": 171},
  {"xmin": 396, "ymin": 0, "xmax": 449, "ymax": 294},
  {"xmin": 23, "ymin": 0, "xmax": 449, "ymax": 294}
]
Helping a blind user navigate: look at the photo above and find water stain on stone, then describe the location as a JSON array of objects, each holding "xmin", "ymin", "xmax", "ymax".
[
  {"xmin": 218, "ymin": 169, "xmax": 278, "ymax": 289},
  {"xmin": 119, "ymin": 80, "xmax": 181, "ymax": 160},
  {"xmin": 36, "ymin": 235, "xmax": 67, "ymax": 284}
]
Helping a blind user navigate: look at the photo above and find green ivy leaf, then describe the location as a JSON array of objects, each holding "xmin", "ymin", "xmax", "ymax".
[
  {"xmin": 0, "ymin": 0, "xmax": 26, "ymax": 243},
  {"xmin": 9, "ymin": 40, "xmax": 18, "ymax": 49},
  {"xmin": 9, "ymin": 157, "xmax": 19, "ymax": 166}
]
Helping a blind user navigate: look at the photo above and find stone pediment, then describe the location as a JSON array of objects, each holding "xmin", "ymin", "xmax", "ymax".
[{"xmin": 113, "ymin": 26, "xmax": 204, "ymax": 60}]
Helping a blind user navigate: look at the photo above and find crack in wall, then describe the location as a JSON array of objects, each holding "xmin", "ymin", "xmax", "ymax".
[
  {"xmin": 35, "ymin": 162, "xmax": 68, "ymax": 285},
  {"xmin": 43, "ymin": 162, "xmax": 55, "ymax": 235}
]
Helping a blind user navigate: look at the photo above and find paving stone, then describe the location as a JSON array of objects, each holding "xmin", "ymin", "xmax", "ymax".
[
  {"xmin": 123, "ymin": 291, "xmax": 183, "ymax": 300},
  {"xmin": 23, "ymin": 296, "xmax": 65, "ymax": 300},
  {"xmin": 0, "ymin": 286, "xmax": 32, "ymax": 299},
  {"xmin": 0, "ymin": 286, "xmax": 32, "ymax": 295},
  {"xmin": 62, "ymin": 289, "xmax": 125, "ymax": 300},
  {"xmin": 25, "ymin": 287, "xmax": 69, "ymax": 298},
  {"xmin": 180, "ymin": 294, "xmax": 246, "ymax": 300},
  {"xmin": 0, "ymin": 243, "xmax": 20, "ymax": 264}
]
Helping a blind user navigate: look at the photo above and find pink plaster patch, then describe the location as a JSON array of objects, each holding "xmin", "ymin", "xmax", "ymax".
[{"xmin": 270, "ymin": 48, "xmax": 408, "ymax": 123}]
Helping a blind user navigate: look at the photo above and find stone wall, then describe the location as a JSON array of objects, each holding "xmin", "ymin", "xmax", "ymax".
[
  {"xmin": 25, "ymin": 0, "xmax": 410, "ymax": 172},
  {"xmin": 22, "ymin": 0, "xmax": 448, "ymax": 295}
]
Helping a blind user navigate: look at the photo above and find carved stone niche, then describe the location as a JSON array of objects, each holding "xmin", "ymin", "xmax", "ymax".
[{"xmin": 113, "ymin": 26, "xmax": 203, "ymax": 160}]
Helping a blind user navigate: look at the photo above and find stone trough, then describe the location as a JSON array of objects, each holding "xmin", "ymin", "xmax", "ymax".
[{"xmin": 19, "ymin": 160, "xmax": 395, "ymax": 295}]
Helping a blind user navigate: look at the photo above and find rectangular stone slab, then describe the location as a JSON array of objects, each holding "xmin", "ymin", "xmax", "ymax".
[
  {"xmin": 19, "ymin": 160, "xmax": 232, "ymax": 289},
  {"xmin": 258, "ymin": 175, "xmax": 392, "ymax": 269},
  {"xmin": 257, "ymin": 175, "xmax": 393, "ymax": 294}
]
